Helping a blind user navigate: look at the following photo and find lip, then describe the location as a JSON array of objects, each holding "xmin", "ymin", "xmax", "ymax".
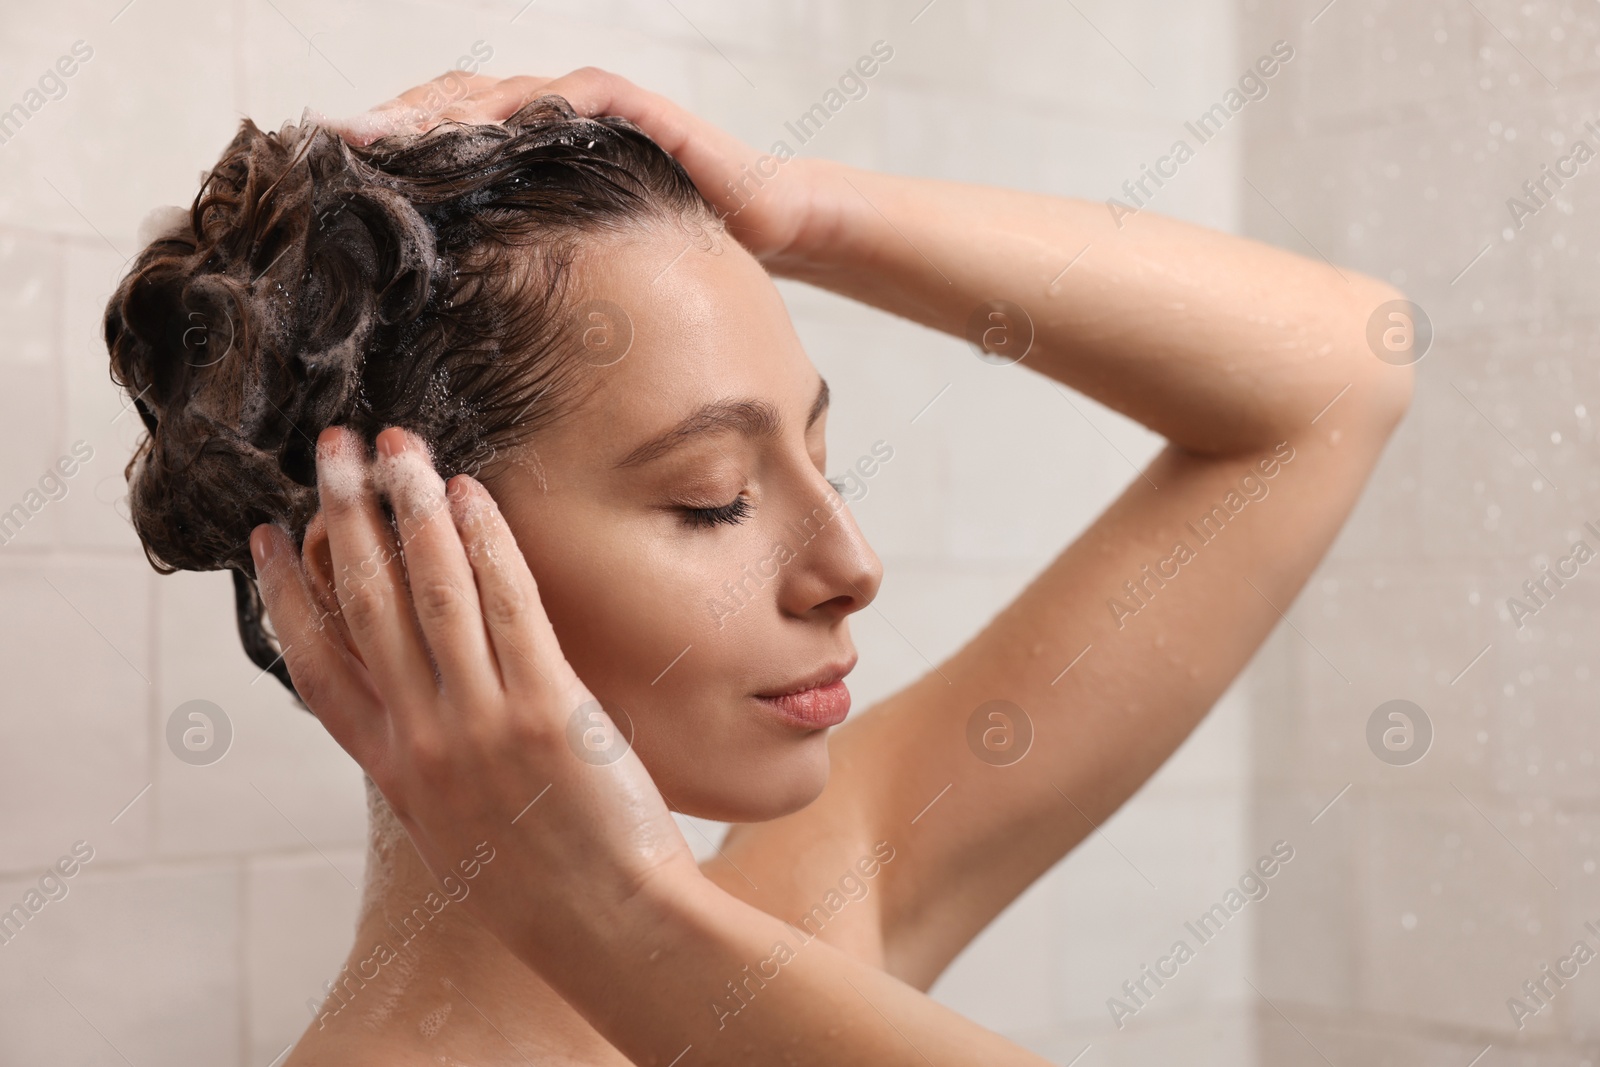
[
  {"xmin": 754, "ymin": 655, "xmax": 858, "ymax": 700},
  {"xmin": 753, "ymin": 656, "xmax": 858, "ymax": 730}
]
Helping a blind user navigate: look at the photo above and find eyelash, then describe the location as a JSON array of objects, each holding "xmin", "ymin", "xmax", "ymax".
[
  {"xmin": 680, "ymin": 495, "xmax": 754, "ymax": 529},
  {"xmin": 679, "ymin": 476, "xmax": 847, "ymax": 529}
]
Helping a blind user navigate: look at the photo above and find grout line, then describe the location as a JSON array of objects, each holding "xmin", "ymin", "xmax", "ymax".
[
  {"xmin": 0, "ymin": 545, "xmax": 153, "ymax": 561},
  {"xmin": 147, "ymin": 568, "xmax": 162, "ymax": 858},
  {"xmin": 0, "ymin": 843, "xmax": 369, "ymax": 884},
  {"xmin": 53, "ymin": 233, "xmax": 69, "ymax": 492},
  {"xmin": 237, "ymin": 857, "xmax": 250, "ymax": 1067}
]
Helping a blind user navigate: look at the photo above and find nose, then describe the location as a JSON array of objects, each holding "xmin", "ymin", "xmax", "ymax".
[{"xmin": 777, "ymin": 474, "xmax": 883, "ymax": 622}]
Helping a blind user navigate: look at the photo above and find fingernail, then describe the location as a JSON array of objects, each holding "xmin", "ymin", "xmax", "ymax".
[
  {"xmin": 317, "ymin": 432, "xmax": 366, "ymax": 500},
  {"xmin": 250, "ymin": 525, "xmax": 271, "ymax": 565},
  {"xmin": 376, "ymin": 427, "xmax": 405, "ymax": 458}
]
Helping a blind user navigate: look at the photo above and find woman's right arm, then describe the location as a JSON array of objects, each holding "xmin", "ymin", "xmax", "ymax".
[
  {"xmin": 254, "ymin": 427, "xmax": 1051, "ymax": 1066},
  {"xmin": 551, "ymin": 857, "xmax": 1055, "ymax": 1065}
]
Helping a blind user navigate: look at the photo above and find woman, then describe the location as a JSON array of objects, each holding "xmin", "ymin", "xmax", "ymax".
[{"xmin": 106, "ymin": 67, "xmax": 1413, "ymax": 1064}]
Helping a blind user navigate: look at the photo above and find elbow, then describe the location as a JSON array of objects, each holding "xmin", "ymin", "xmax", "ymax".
[{"xmin": 1348, "ymin": 279, "xmax": 1419, "ymax": 433}]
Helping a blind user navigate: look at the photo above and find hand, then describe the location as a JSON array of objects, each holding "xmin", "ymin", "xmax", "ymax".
[
  {"xmin": 249, "ymin": 426, "xmax": 700, "ymax": 954},
  {"xmin": 310, "ymin": 69, "xmax": 499, "ymax": 145},
  {"xmin": 323, "ymin": 67, "xmax": 829, "ymax": 265}
]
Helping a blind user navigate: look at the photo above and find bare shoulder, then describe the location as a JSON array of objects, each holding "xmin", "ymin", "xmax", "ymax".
[{"xmin": 280, "ymin": 987, "xmax": 633, "ymax": 1066}]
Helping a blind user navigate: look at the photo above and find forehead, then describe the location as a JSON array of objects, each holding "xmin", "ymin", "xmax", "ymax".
[{"xmin": 548, "ymin": 225, "xmax": 821, "ymax": 454}]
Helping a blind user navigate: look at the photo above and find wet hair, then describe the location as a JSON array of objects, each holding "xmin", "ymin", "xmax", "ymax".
[{"xmin": 104, "ymin": 95, "xmax": 716, "ymax": 695}]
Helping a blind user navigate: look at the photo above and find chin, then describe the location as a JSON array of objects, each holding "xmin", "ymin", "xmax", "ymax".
[{"xmin": 646, "ymin": 729, "xmax": 833, "ymax": 824}]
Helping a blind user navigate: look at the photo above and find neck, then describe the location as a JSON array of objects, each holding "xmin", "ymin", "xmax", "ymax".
[{"xmin": 303, "ymin": 778, "xmax": 610, "ymax": 1058}]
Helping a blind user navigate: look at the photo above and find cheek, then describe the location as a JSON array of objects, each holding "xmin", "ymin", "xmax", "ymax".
[
  {"xmin": 504, "ymin": 500, "xmax": 832, "ymax": 819},
  {"xmin": 526, "ymin": 521, "xmax": 742, "ymax": 690}
]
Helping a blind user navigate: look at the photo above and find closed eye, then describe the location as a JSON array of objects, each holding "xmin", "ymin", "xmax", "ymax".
[{"xmin": 680, "ymin": 495, "xmax": 754, "ymax": 529}]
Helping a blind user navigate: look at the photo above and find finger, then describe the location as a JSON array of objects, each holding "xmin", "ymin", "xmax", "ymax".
[
  {"xmin": 534, "ymin": 68, "xmax": 766, "ymax": 209},
  {"xmin": 251, "ymin": 523, "xmax": 385, "ymax": 760},
  {"xmin": 388, "ymin": 70, "xmax": 499, "ymax": 114},
  {"xmin": 434, "ymin": 75, "xmax": 556, "ymax": 125},
  {"xmin": 316, "ymin": 426, "xmax": 437, "ymax": 708},
  {"xmin": 534, "ymin": 68, "xmax": 678, "ymax": 139},
  {"xmin": 448, "ymin": 473, "xmax": 572, "ymax": 698},
  {"xmin": 300, "ymin": 511, "xmax": 358, "ymax": 656},
  {"xmin": 372, "ymin": 71, "xmax": 500, "ymax": 125},
  {"xmin": 326, "ymin": 72, "xmax": 502, "ymax": 144},
  {"xmin": 374, "ymin": 427, "xmax": 495, "ymax": 702}
]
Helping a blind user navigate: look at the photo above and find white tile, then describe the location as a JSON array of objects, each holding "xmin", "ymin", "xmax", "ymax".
[
  {"xmin": 154, "ymin": 569, "xmax": 369, "ymax": 862},
  {"xmin": 61, "ymin": 240, "xmax": 146, "ymax": 551},
  {"xmin": 1049, "ymin": 792, "xmax": 1250, "ymax": 1026},
  {"xmin": 0, "ymin": 863, "xmax": 240, "ymax": 1067},
  {"xmin": 245, "ymin": 849, "xmax": 365, "ymax": 1064},
  {"xmin": 0, "ymin": 2, "xmax": 237, "ymax": 247},
  {"xmin": 928, "ymin": 860, "xmax": 1058, "ymax": 1034},
  {"xmin": 0, "ymin": 229, "xmax": 65, "ymax": 549},
  {"xmin": 0, "ymin": 557, "xmax": 151, "ymax": 873},
  {"xmin": 1357, "ymin": 793, "xmax": 1563, "ymax": 1035}
]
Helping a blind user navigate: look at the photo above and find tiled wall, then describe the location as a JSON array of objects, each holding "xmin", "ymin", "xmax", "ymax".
[
  {"xmin": 1241, "ymin": 0, "xmax": 1600, "ymax": 1062},
  {"xmin": 0, "ymin": 1, "xmax": 1255, "ymax": 1062}
]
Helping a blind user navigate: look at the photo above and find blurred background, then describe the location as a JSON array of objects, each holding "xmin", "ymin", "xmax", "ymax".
[{"xmin": 0, "ymin": 0, "xmax": 1594, "ymax": 1063}]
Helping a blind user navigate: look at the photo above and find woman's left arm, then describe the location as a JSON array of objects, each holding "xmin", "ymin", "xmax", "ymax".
[
  {"xmin": 756, "ymin": 162, "xmax": 1416, "ymax": 987},
  {"xmin": 775, "ymin": 159, "xmax": 1413, "ymax": 454}
]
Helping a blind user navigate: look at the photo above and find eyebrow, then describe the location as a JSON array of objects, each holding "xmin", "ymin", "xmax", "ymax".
[{"xmin": 614, "ymin": 377, "xmax": 830, "ymax": 470}]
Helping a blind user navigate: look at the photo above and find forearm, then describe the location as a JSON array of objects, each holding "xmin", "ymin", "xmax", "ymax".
[
  {"xmin": 511, "ymin": 869, "xmax": 1050, "ymax": 1067},
  {"xmin": 774, "ymin": 159, "xmax": 1410, "ymax": 454}
]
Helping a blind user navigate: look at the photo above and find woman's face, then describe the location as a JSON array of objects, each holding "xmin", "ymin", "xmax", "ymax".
[{"xmin": 482, "ymin": 219, "xmax": 883, "ymax": 823}]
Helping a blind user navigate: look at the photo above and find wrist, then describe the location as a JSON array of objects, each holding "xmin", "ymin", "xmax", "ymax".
[
  {"xmin": 502, "ymin": 846, "xmax": 709, "ymax": 968},
  {"xmin": 762, "ymin": 157, "xmax": 862, "ymax": 279},
  {"xmin": 503, "ymin": 855, "xmax": 734, "ymax": 1052}
]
